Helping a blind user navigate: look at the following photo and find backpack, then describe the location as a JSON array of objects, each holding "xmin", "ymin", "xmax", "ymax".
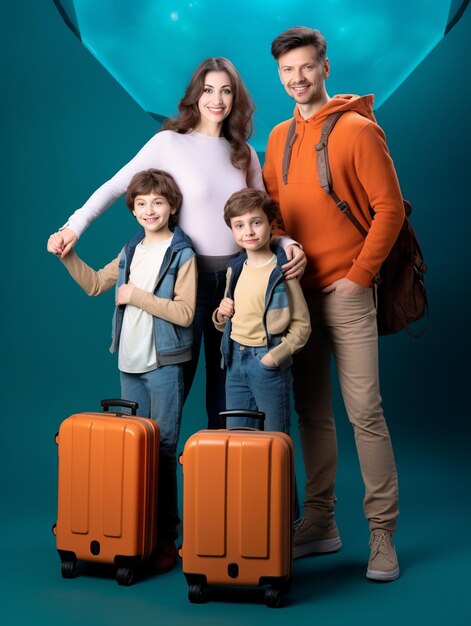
[{"xmin": 282, "ymin": 112, "xmax": 428, "ymax": 338}]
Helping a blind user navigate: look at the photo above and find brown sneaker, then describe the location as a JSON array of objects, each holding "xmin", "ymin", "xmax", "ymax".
[
  {"xmin": 366, "ymin": 530, "xmax": 400, "ymax": 581},
  {"xmin": 293, "ymin": 518, "xmax": 342, "ymax": 559},
  {"xmin": 147, "ymin": 540, "xmax": 177, "ymax": 575}
]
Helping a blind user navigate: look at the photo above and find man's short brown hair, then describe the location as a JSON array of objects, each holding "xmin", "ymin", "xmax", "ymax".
[{"xmin": 271, "ymin": 26, "xmax": 327, "ymax": 64}]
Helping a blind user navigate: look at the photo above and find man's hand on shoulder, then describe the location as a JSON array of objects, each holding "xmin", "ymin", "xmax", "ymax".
[{"xmin": 282, "ymin": 244, "xmax": 307, "ymax": 280}]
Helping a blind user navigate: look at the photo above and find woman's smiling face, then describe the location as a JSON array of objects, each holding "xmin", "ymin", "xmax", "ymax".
[{"xmin": 196, "ymin": 70, "xmax": 233, "ymax": 133}]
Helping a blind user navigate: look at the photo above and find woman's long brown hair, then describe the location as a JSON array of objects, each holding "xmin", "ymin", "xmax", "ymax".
[{"xmin": 162, "ymin": 57, "xmax": 255, "ymax": 172}]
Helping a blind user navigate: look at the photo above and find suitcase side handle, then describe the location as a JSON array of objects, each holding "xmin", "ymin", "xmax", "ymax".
[
  {"xmin": 218, "ymin": 409, "xmax": 265, "ymax": 431},
  {"xmin": 101, "ymin": 398, "xmax": 139, "ymax": 416}
]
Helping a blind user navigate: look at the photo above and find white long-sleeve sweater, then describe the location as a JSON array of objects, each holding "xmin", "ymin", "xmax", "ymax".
[{"xmin": 64, "ymin": 130, "xmax": 265, "ymax": 257}]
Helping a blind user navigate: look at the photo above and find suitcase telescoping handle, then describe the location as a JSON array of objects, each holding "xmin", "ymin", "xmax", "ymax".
[
  {"xmin": 101, "ymin": 398, "xmax": 139, "ymax": 416},
  {"xmin": 218, "ymin": 409, "xmax": 265, "ymax": 431}
]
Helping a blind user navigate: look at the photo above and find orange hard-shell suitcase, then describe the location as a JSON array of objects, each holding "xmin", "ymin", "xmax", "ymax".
[
  {"xmin": 179, "ymin": 410, "xmax": 294, "ymax": 607},
  {"xmin": 53, "ymin": 399, "xmax": 159, "ymax": 585}
]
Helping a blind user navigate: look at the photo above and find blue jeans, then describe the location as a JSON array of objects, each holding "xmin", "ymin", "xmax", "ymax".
[
  {"xmin": 120, "ymin": 365, "xmax": 183, "ymax": 541},
  {"xmin": 225, "ymin": 342, "xmax": 292, "ymax": 433},
  {"xmin": 183, "ymin": 269, "xmax": 227, "ymax": 428},
  {"xmin": 225, "ymin": 343, "xmax": 299, "ymax": 517}
]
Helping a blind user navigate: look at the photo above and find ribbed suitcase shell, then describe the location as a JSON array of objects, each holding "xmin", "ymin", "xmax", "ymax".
[
  {"xmin": 179, "ymin": 429, "xmax": 294, "ymax": 590},
  {"xmin": 55, "ymin": 411, "xmax": 159, "ymax": 577}
]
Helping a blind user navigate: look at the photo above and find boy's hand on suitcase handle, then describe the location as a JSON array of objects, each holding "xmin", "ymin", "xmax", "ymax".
[
  {"xmin": 216, "ymin": 297, "xmax": 235, "ymax": 323},
  {"xmin": 117, "ymin": 282, "xmax": 135, "ymax": 305}
]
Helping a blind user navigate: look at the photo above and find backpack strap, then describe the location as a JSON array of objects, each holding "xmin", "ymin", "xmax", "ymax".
[
  {"xmin": 282, "ymin": 111, "xmax": 369, "ymax": 237},
  {"xmin": 315, "ymin": 112, "xmax": 369, "ymax": 238},
  {"xmin": 282, "ymin": 119, "xmax": 298, "ymax": 184}
]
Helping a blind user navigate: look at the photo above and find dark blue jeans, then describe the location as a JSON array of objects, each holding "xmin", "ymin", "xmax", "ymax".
[{"xmin": 183, "ymin": 269, "xmax": 227, "ymax": 429}]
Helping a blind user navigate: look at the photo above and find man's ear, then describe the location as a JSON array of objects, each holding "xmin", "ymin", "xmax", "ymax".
[{"xmin": 324, "ymin": 58, "xmax": 330, "ymax": 79}]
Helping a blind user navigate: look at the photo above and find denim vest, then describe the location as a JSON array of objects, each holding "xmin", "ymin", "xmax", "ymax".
[
  {"xmin": 220, "ymin": 245, "xmax": 292, "ymax": 369},
  {"xmin": 110, "ymin": 226, "xmax": 195, "ymax": 367}
]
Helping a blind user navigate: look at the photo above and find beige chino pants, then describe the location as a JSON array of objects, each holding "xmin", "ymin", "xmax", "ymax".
[{"xmin": 293, "ymin": 288, "xmax": 399, "ymax": 532}]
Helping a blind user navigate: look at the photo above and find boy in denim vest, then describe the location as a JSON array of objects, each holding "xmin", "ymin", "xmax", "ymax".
[
  {"xmin": 48, "ymin": 169, "xmax": 197, "ymax": 573},
  {"xmin": 214, "ymin": 188, "xmax": 310, "ymax": 432}
]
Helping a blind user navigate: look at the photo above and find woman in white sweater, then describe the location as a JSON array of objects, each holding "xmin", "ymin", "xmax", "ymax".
[{"xmin": 47, "ymin": 56, "xmax": 305, "ymax": 427}]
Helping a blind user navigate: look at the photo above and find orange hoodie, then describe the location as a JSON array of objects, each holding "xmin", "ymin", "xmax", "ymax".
[{"xmin": 263, "ymin": 95, "xmax": 405, "ymax": 289}]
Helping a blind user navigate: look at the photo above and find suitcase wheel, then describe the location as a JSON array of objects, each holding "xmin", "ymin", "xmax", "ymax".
[
  {"xmin": 116, "ymin": 566, "xmax": 135, "ymax": 586},
  {"xmin": 264, "ymin": 587, "xmax": 282, "ymax": 609},
  {"xmin": 188, "ymin": 584, "xmax": 207, "ymax": 604},
  {"xmin": 60, "ymin": 559, "xmax": 77, "ymax": 579}
]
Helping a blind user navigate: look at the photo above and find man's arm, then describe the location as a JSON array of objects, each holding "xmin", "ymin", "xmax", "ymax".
[{"xmin": 345, "ymin": 122, "xmax": 405, "ymax": 287}]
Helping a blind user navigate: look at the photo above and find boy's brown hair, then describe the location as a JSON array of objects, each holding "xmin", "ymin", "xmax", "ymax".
[
  {"xmin": 223, "ymin": 188, "xmax": 281, "ymax": 227},
  {"xmin": 125, "ymin": 169, "xmax": 183, "ymax": 228}
]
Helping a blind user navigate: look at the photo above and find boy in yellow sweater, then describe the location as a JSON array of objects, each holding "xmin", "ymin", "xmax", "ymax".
[{"xmin": 213, "ymin": 188, "xmax": 310, "ymax": 432}]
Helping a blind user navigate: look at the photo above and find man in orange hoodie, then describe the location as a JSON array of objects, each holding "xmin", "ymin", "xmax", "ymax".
[{"xmin": 263, "ymin": 26, "xmax": 405, "ymax": 581}]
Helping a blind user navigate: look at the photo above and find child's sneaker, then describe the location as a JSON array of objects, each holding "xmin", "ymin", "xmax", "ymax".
[
  {"xmin": 366, "ymin": 530, "xmax": 400, "ymax": 581},
  {"xmin": 293, "ymin": 518, "xmax": 342, "ymax": 559}
]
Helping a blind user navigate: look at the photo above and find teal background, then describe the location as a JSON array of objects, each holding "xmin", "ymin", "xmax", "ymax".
[
  {"xmin": 51, "ymin": 0, "xmax": 455, "ymax": 151},
  {"xmin": 1, "ymin": 1, "xmax": 470, "ymax": 624}
]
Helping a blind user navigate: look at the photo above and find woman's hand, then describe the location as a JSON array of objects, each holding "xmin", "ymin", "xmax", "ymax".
[
  {"xmin": 47, "ymin": 227, "xmax": 78, "ymax": 259},
  {"xmin": 282, "ymin": 244, "xmax": 307, "ymax": 280}
]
